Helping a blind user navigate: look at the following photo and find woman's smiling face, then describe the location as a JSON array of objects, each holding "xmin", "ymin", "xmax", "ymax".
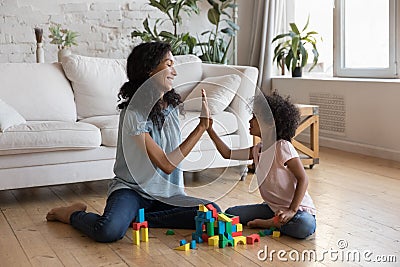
[{"xmin": 150, "ymin": 51, "xmax": 177, "ymax": 94}]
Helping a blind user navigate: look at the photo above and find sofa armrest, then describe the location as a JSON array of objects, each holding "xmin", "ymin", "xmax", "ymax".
[{"xmin": 201, "ymin": 63, "xmax": 259, "ymax": 148}]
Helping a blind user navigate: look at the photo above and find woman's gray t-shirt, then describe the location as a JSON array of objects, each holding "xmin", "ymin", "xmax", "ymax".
[{"xmin": 108, "ymin": 104, "xmax": 186, "ymax": 199}]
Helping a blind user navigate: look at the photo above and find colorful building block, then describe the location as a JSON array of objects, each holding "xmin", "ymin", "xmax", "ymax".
[
  {"xmin": 205, "ymin": 203, "xmax": 218, "ymax": 219},
  {"xmin": 236, "ymin": 223, "xmax": 243, "ymax": 232},
  {"xmin": 263, "ymin": 228, "xmax": 273, "ymax": 236},
  {"xmin": 140, "ymin": 227, "xmax": 149, "ymax": 242},
  {"xmin": 166, "ymin": 229, "xmax": 175, "ymax": 235},
  {"xmin": 218, "ymin": 213, "xmax": 232, "ymax": 222},
  {"xmin": 206, "ymin": 222, "xmax": 214, "ymax": 236},
  {"xmin": 175, "ymin": 243, "xmax": 190, "ymax": 251},
  {"xmin": 201, "ymin": 233, "xmax": 209, "ymax": 242},
  {"xmin": 199, "ymin": 204, "xmax": 208, "ymax": 212},
  {"xmin": 233, "ymin": 236, "xmax": 247, "ymax": 246},
  {"xmin": 180, "ymin": 239, "xmax": 187, "ymax": 246},
  {"xmin": 137, "ymin": 208, "xmax": 145, "ymax": 223},
  {"xmin": 133, "ymin": 230, "xmax": 140, "ymax": 245},
  {"xmin": 272, "ymin": 231, "xmax": 281, "ymax": 238},
  {"xmin": 208, "ymin": 236, "xmax": 219, "ymax": 246},
  {"xmin": 232, "ymin": 231, "xmax": 243, "ymax": 237},
  {"xmin": 273, "ymin": 215, "xmax": 280, "ymax": 225},
  {"xmin": 190, "ymin": 240, "xmax": 196, "ymax": 249},
  {"xmin": 246, "ymin": 234, "xmax": 260, "ymax": 244},
  {"xmin": 219, "ymin": 234, "xmax": 234, "ymax": 248},
  {"xmin": 132, "ymin": 221, "xmax": 148, "ymax": 230}
]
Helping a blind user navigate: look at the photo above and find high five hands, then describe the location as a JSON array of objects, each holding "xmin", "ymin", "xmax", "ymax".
[{"xmin": 199, "ymin": 89, "xmax": 211, "ymax": 130}]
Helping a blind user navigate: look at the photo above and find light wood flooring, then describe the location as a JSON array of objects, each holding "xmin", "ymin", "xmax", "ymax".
[{"xmin": 1, "ymin": 147, "xmax": 399, "ymax": 266}]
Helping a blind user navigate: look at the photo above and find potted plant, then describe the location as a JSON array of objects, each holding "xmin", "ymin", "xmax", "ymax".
[
  {"xmin": 131, "ymin": 0, "xmax": 200, "ymax": 55},
  {"xmin": 197, "ymin": 0, "xmax": 239, "ymax": 64},
  {"xmin": 48, "ymin": 24, "xmax": 79, "ymax": 62},
  {"xmin": 272, "ymin": 16, "xmax": 320, "ymax": 77}
]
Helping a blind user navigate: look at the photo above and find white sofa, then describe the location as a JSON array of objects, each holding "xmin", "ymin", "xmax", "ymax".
[{"xmin": 0, "ymin": 55, "xmax": 258, "ymax": 190}]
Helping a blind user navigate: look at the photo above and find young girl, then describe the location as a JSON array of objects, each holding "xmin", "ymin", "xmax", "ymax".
[
  {"xmin": 207, "ymin": 91, "xmax": 316, "ymax": 239},
  {"xmin": 46, "ymin": 42, "xmax": 220, "ymax": 242}
]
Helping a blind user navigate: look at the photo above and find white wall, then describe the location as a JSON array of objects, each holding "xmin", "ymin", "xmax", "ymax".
[
  {"xmin": 273, "ymin": 77, "xmax": 400, "ymax": 162},
  {"xmin": 0, "ymin": 0, "xmax": 211, "ymax": 63}
]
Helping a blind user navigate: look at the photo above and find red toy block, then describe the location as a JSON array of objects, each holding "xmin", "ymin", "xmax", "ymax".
[
  {"xmin": 132, "ymin": 221, "xmax": 148, "ymax": 230},
  {"xmin": 201, "ymin": 233, "xmax": 209, "ymax": 242},
  {"xmin": 231, "ymin": 216, "xmax": 240, "ymax": 225},
  {"xmin": 232, "ymin": 231, "xmax": 243, "ymax": 237},
  {"xmin": 206, "ymin": 203, "xmax": 218, "ymax": 219},
  {"xmin": 246, "ymin": 234, "xmax": 260, "ymax": 244},
  {"xmin": 273, "ymin": 215, "xmax": 280, "ymax": 225}
]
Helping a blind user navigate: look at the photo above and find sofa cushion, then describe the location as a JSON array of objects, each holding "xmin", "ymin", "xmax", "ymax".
[
  {"xmin": 173, "ymin": 55, "xmax": 203, "ymax": 101},
  {"xmin": 184, "ymin": 74, "xmax": 241, "ymax": 114},
  {"xmin": 180, "ymin": 111, "xmax": 238, "ymax": 139},
  {"xmin": 80, "ymin": 115, "xmax": 119, "ymax": 147},
  {"xmin": 0, "ymin": 121, "xmax": 101, "ymax": 155},
  {"xmin": 62, "ymin": 55, "xmax": 127, "ymax": 119},
  {"xmin": 0, "ymin": 63, "xmax": 77, "ymax": 121},
  {"xmin": 0, "ymin": 98, "xmax": 26, "ymax": 132}
]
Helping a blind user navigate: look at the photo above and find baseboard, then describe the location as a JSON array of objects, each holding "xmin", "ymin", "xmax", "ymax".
[{"xmin": 296, "ymin": 134, "xmax": 400, "ymax": 162}]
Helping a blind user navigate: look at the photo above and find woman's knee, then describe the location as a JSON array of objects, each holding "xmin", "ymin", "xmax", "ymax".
[
  {"xmin": 92, "ymin": 221, "xmax": 128, "ymax": 243},
  {"xmin": 283, "ymin": 213, "xmax": 316, "ymax": 239}
]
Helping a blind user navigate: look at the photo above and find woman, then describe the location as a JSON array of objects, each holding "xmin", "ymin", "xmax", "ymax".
[{"xmin": 46, "ymin": 42, "xmax": 220, "ymax": 243}]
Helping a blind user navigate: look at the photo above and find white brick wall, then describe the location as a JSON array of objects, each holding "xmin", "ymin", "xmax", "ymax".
[{"xmin": 0, "ymin": 0, "xmax": 211, "ymax": 63}]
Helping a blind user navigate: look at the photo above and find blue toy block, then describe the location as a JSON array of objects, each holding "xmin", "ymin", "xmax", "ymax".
[
  {"xmin": 180, "ymin": 239, "xmax": 187, "ymax": 246},
  {"xmin": 197, "ymin": 210, "xmax": 212, "ymax": 220},
  {"xmin": 192, "ymin": 232, "xmax": 203, "ymax": 243},
  {"xmin": 190, "ymin": 240, "xmax": 196, "ymax": 249},
  {"xmin": 218, "ymin": 221, "xmax": 225, "ymax": 234},
  {"xmin": 232, "ymin": 224, "xmax": 237, "ymax": 232},
  {"xmin": 263, "ymin": 228, "xmax": 273, "ymax": 235},
  {"xmin": 137, "ymin": 208, "xmax": 145, "ymax": 223}
]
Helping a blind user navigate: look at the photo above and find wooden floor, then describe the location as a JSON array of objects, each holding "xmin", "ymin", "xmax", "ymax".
[{"xmin": 1, "ymin": 147, "xmax": 399, "ymax": 266}]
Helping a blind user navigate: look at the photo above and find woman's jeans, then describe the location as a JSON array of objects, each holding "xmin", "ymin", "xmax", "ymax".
[
  {"xmin": 226, "ymin": 203, "xmax": 316, "ymax": 239},
  {"xmin": 70, "ymin": 188, "xmax": 221, "ymax": 243}
]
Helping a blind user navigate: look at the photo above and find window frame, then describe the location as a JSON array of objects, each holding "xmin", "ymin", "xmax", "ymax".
[{"xmin": 333, "ymin": 0, "xmax": 399, "ymax": 78}]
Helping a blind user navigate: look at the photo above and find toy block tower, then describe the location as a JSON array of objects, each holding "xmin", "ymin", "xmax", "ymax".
[{"xmin": 132, "ymin": 208, "xmax": 149, "ymax": 245}]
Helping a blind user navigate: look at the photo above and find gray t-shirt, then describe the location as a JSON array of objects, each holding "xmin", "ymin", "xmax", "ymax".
[{"xmin": 108, "ymin": 104, "xmax": 186, "ymax": 199}]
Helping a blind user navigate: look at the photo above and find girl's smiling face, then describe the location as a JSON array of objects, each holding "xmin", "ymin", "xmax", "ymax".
[{"xmin": 150, "ymin": 51, "xmax": 177, "ymax": 94}]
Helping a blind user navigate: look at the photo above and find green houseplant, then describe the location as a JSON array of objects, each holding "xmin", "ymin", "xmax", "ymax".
[
  {"xmin": 197, "ymin": 0, "xmax": 239, "ymax": 64},
  {"xmin": 131, "ymin": 0, "xmax": 200, "ymax": 55},
  {"xmin": 272, "ymin": 16, "xmax": 320, "ymax": 77},
  {"xmin": 49, "ymin": 24, "xmax": 78, "ymax": 62}
]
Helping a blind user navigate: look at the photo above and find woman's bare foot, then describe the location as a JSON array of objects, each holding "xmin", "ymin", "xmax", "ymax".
[
  {"xmin": 247, "ymin": 217, "xmax": 282, "ymax": 229},
  {"xmin": 46, "ymin": 203, "xmax": 87, "ymax": 224}
]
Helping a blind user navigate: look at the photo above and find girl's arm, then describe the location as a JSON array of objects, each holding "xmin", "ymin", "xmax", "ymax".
[
  {"xmin": 276, "ymin": 157, "xmax": 309, "ymax": 224},
  {"xmin": 134, "ymin": 90, "xmax": 209, "ymax": 174},
  {"xmin": 207, "ymin": 121, "xmax": 253, "ymax": 161}
]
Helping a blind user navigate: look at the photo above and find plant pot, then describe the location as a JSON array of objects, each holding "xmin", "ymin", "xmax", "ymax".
[
  {"xmin": 58, "ymin": 48, "xmax": 71, "ymax": 63},
  {"xmin": 292, "ymin": 67, "xmax": 302, "ymax": 77}
]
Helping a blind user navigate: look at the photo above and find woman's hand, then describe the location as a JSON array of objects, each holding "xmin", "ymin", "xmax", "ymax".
[
  {"xmin": 199, "ymin": 89, "xmax": 210, "ymax": 130},
  {"xmin": 275, "ymin": 209, "xmax": 297, "ymax": 224}
]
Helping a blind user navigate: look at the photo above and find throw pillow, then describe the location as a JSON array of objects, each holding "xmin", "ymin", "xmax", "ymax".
[
  {"xmin": 184, "ymin": 74, "xmax": 241, "ymax": 114},
  {"xmin": 0, "ymin": 98, "xmax": 26, "ymax": 132}
]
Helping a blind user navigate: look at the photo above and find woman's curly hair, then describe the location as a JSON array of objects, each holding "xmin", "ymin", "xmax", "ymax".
[
  {"xmin": 253, "ymin": 91, "xmax": 300, "ymax": 142},
  {"xmin": 117, "ymin": 42, "xmax": 182, "ymax": 130}
]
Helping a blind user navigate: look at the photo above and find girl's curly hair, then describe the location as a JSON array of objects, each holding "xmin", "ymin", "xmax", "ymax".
[
  {"xmin": 117, "ymin": 42, "xmax": 182, "ymax": 130},
  {"xmin": 253, "ymin": 91, "xmax": 300, "ymax": 142}
]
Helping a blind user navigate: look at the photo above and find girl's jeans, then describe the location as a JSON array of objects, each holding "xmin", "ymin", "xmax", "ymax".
[
  {"xmin": 226, "ymin": 203, "xmax": 316, "ymax": 239},
  {"xmin": 70, "ymin": 188, "xmax": 221, "ymax": 243}
]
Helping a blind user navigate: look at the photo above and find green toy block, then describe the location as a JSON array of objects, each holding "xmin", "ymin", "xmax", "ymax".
[{"xmin": 166, "ymin": 229, "xmax": 175, "ymax": 235}]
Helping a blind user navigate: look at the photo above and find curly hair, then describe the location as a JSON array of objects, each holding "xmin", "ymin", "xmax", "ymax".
[
  {"xmin": 117, "ymin": 42, "xmax": 182, "ymax": 130},
  {"xmin": 253, "ymin": 91, "xmax": 300, "ymax": 142}
]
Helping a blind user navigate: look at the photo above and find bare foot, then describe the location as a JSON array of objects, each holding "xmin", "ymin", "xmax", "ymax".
[
  {"xmin": 46, "ymin": 203, "xmax": 87, "ymax": 224},
  {"xmin": 247, "ymin": 218, "xmax": 281, "ymax": 229}
]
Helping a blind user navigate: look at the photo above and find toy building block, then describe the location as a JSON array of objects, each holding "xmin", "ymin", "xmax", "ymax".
[
  {"xmin": 246, "ymin": 234, "xmax": 260, "ymax": 244},
  {"xmin": 258, "ymin": 230, "xmax": 266, "ymax": 237},
  {"xmin": 272, "ymin": 231, "xmax": 281, "ymax": 238},
  {"xmin": 140, "ymin": 227, "xmax": 149, "ymax": 242},
  {"xmin": 219, "ymin": 234, "xmax": 234, "ymax": 248},
  {"xmin": 132, "ymin": 221, "xmax": 148, "ymax": 230},
  {"xmin": 226, "ymin": 221, "xmax": 233, "ymax": 235},
  {"xmin": 232, "ymin": 224, "xmax": 237, "ymax": 232},
  {"xmin": 180, "ymin": 239, "xmax": 187, "ymax": 246},
  {"xmin": 263, "ymin": 228, "xmax": 273, "ymax": 236},
  {"xmin": 218, "ymin": 213, "xmax": 232, "ymax": 222},
  {"xmin": 232, "ymin": 231, "xmax": 243, "ymax": 237},
  {"xmin": 190, "ymin": 240, "xmax": 196, "ymax": 249},
  {"xmin": 137, "ymin": 208, "xmax": 145, "ymax": 223},
  {"xmin": 273, "ymin": 215, "xmax": 280, "ymax": 225},
  {"xmin": 208, "ymin": 236, "xmax": 219, "ymax": 246},
  {"xmin": 236, "ymin": 223, "xmax": 243, "ymax": 232},
  {"xmin": 133, "ymin": 229, "xmax": 140, "ymax": 245},
  {"xmin": 175, "ymin": 243, "xmax": 190, "ymax": 251},
  {"xmin": 192, "ymin": 232, "xmax": 203, "ymax": 243},
  {"xmin": 217, "ymin": 221, "xmax": 225, "ymax": 234},
  {"xmin": 166, "ymin": 229, "xmax": 175, "ymax": 235},
  {"xmin": 205, "ymin": 203, "xmax": 218, "ymax": 219},
  {"xmin": 270, "ymin": 226, "xmax": 277, "ymax": 231},
  {"xmin": 201, "ymin": 233, "xmax": 209, "ymax": 242},
  {"xmin": 224, "ymin": 213, "xmax": 240, "ymax": 225},
  {"xmin": 197, "ymin": 210, "xmax": 212, "ymax": 220},
  {"xmin": 206, "ymin": 222, "xmax": 214, "ymax": 236},
  {"xmin": 199, "ymin": 204, "xmax": 208, "ymax": 212},
  {"xmin": 233, "ymin": 236, "xmax": 247, "ymax": 246}
]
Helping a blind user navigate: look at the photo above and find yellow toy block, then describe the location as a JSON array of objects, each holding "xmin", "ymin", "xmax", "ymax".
[
  {"xmin": 233, "ymin": 236, "xmax": 246, "ymax": 246},
  {"xmin": 217, "ymin": 213, "xmax": 232, "ymax": 222},
  {"xmin": 199, "ymin": 204, "xmax": 208, "ymax": 212},
  {"xmin": 133, "ymin": 229, "xmax": 140, "ymax": 245},
  {"xmin": 208, "ymin": 235, "xmax": 219, "ymax": 246},
  {"xmin": 236, "ymin": 223, "xmax": 243, "ymax": 232},
  {"xmin": 175, "ymin": 243, "xmax": 190, "ymax": 251},
  {"xmin": 272, "ymin": 231, "xmax": 281, "ymax": 238},
  {"xmin": 140, "ymin": 227, "xmax": 149, "ymax": 242}
]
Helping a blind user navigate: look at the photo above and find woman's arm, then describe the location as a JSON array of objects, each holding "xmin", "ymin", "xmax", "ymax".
[
  {"xmin": 135, "ymin": 90, "xmax": 210, "ymax": 174},
  {"xmin": 276, "ymin": 157, "xmax": 309, "ymax": 224},
  {"xmin": 207, "ymin": 120, "xmax": 253, "ymax": 161}
]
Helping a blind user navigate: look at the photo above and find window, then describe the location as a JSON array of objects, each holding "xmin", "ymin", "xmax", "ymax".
[{"xmin": 334, "ymin": 0, "xmax": 398, "ymax": 78}]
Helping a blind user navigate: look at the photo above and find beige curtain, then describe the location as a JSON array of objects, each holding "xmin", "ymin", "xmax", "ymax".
[{"xmin": 248, "ymin": 0, "xmax": 287, "ymax": 94}]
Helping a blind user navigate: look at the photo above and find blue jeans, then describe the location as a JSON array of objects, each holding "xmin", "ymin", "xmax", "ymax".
[
  {"xmin": 225, "ymin": 203, "xmax": 316, "ymax": 239},
  {"xmin": 70, "ymin": 188, "xmax": 221, "ymax": 243}
]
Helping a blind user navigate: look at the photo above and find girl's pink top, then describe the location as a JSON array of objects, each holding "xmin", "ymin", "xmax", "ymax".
[{"xmin": 253, "ymin": 140, "xmax": 316, "ymax": 215}]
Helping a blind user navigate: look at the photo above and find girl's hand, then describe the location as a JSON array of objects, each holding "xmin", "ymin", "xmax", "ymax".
[
  {"xmin": 275, "ymin": 209, "xmax": 297, "ymax": 224},
  {"xmin": 199, "ymin": 89, "xmax": 210, "ymax": 129}
]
